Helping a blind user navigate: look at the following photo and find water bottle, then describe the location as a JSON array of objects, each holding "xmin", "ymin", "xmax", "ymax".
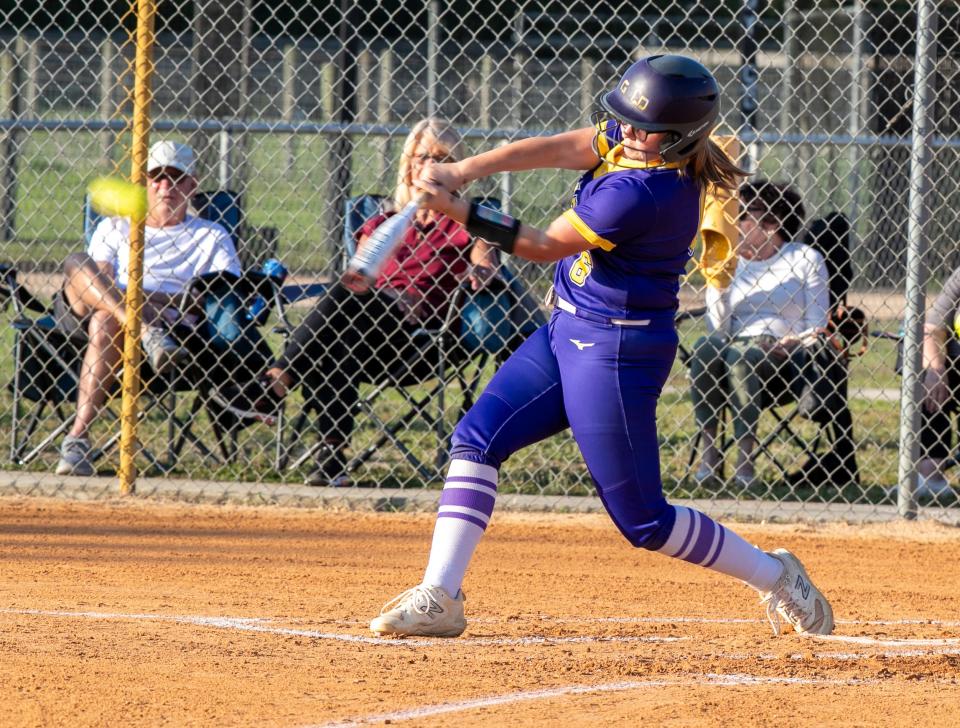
[{"xmin": 248, "ymin": 258, "xmax": 288, "ymax": 323}]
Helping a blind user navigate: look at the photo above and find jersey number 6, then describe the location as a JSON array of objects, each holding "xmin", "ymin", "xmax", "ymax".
[{"xmin": 569, "ymin": 251, "xmax": 593, "ymax": 287}]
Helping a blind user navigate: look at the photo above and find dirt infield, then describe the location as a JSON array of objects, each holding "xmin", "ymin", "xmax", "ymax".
[{"xmin": 1, "ymin": 497, "xmax": 959, "ymax": 727}]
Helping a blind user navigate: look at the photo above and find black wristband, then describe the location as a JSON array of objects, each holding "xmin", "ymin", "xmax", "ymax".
[{"xmin": 466, "ymin": 201, "xmax": 521, "ymax": 254}]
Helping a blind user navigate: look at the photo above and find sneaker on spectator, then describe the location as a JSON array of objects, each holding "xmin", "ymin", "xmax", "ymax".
[
  {"xmin": 886, "ymin": 475, "xmax": 953, "ymax": 502},
  {"xmin": 304, "ymin": 446, "xmax": 350, "ymax": 487},
  {"xmin": 55, "ymin": 435, "xmax": 94, "ymax": 476},
  {"xmin": 694, "ymin": 462, "xmax": 721, "ymax": 488},
  {"xmin": 694, "ymin": 445, "xmax": 723, "ymax": 488},
  {"xmin": 141, "ymin": 325, "xmax": 183, "ymax": 375},
  {"xmin": 916, "ymin": 474, "xmax": 953, "ymax": 500},
  {"xmin": 211, "ymin": 375, "xmax": 284, "ymax": 425}
]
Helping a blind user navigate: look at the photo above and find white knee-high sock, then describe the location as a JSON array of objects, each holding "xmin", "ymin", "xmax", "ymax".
[
  {"xmin": 656, "ymin": 506, "xmax": 783, "ymax": 591},
  {"xmin": 422, "ymin": 460, "xmax": 498, "ymax": 596}
]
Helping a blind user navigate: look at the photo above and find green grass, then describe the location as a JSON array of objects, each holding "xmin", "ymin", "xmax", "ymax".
[
  {"xmin": 0, "ymin": 303, "xmax": 908, "ymax": 507},
  {"xmin": 0, "ymin": 126, "xmax": 917, "ymax": 505},
  {"xmin": 6, "ymin": 129, "xmax": 580, "ymax": 273}
]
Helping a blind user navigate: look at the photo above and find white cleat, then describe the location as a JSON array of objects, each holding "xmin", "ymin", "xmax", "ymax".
[
  {"xmin": 759, "ymin": 548, "xmax": 835, "ymax": 636},
  {"xmin": 370, "ymin": 584, "xmax": 466, "ymax": 638}
]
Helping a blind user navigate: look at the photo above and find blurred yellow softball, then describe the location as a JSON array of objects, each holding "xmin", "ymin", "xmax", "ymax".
[{"xmin": 87, "ymin": 176, "xmax": 148, "ymax": 220}]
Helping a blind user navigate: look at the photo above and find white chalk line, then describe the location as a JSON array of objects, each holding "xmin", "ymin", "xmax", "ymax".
[
  {"xmin": 308, "ymin": 673, "xmax": 876, "ymax": 728},
  {"xmin": 296, "ymin": 615, "xmax": 960, "ymax": 628},
  {"xmin": 814, "ymin": 634, "xmax": 960, "ymax": 647},
  {"xmin": 4, "ymin": 608, "xmax": 959, "ymax": 657},
  {"xmin": 0, "ymin": 608, "xmax": 683, "ymax": 648}
]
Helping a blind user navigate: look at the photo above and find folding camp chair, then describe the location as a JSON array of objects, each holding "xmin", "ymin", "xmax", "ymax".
[
  {"xmin": 274, "ymin": 193, "xmax": 544, "ymax": 483},
  {"xmin": 680, "ymin": 212, "xmax": 864, "ymax": 492},
  {"xmin": 5, "ymin": 191, "xmax": 280, "ymax": 472},
  {"xmin": 4, "ymin": 263, "xmax": 196, "ymax": 470},
  {"xmin": 3, "ymin": 263, "xmax": 283, "ymax": 472}
]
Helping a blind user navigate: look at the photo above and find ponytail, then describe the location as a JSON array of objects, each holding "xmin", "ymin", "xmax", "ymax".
[{"xmin": 682, "ymin": 136, "xmax": 750, "ymax": 191}]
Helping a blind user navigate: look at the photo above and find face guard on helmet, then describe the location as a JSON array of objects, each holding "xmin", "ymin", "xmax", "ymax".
[{"xmin": 600, "ymin": 55, "xmax": 721, "ymax": 164}]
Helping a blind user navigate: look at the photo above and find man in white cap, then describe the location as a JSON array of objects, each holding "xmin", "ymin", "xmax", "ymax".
[{"xmin": 54, "ymin": 140, "xmax": 241, "ymax": 476}]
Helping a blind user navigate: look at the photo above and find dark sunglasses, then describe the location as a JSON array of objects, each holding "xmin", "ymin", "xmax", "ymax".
[{"xmin": 147, "ymin": 168, "xmax": 188, "ymax": 185}]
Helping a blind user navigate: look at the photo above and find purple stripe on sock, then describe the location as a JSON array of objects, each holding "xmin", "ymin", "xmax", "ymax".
[
  {"xmin": 437, "ymin": 510, "xmax": 488, "ymax": 530},
  {"xmin": 444, "ymin": 475, "xmax": 498, "ymax": 490},
  {"xmin": 702, "ymin": 523, "xmax": 726, "ymax": 568},
  {"xmin": 684, "ymin": 512, "xmax": 717, "ymax": 566},
  {"xmin": 668, "ymin": 508, "xmax": 696, "ymax": 558},
  {"xmin": 439, "ymin": 487, "xmax": 496, "ymax": 515}
]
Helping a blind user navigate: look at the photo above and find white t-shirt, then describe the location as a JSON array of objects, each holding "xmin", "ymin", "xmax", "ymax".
[
  {"xmin": 708, "ymin": 241, "xmax": 829, "ymax": 339},
  {"xmin": 88, "ymin": 215, "xmax": 241, "ymax": 294}
]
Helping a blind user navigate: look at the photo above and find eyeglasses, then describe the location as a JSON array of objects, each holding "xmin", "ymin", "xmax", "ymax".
[
  {"xmin": 739, "ymin": 206, "xmax": 769, "ymax": 222},
  {"xmin": 147, "ymin": 168, "xmax": 189, "ymax": 185},
  {"xmin": 411, "ymin": 152, "xmax": 452, "ymax": 164}
]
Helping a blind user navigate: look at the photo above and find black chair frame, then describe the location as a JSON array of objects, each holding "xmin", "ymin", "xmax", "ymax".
[{"xmin": 272, "ymin": 193, "xmax": 543, "ymax": 483}]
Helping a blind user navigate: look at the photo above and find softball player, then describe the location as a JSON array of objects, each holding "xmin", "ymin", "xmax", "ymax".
[{"xmin": 370, "ymin": 55, "xmax": 834, "ymax": 638}]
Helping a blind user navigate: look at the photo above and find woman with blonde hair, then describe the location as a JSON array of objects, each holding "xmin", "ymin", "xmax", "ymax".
[
  {"xmin": 393, "ymin": 118, "xmax": 466, "ymax": 207},
  {"xmin": 214, "ymin": 118, "xmax": 497, "ymax": 484}
]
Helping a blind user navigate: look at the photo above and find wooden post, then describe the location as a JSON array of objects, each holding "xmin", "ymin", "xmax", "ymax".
[
  {"xmin": 100, "ymin": 36, "xmax": 117, "ymax": 169},
  {"xmin": 320, "ymin": 62, "xmax": 336, "ymax": 121},
  {"xmin": 579, "ymin": 57, "xmax": 595, "ymax": 124},
  {"xmin": 1, "ymin": 40, "xmax": 24, "ymax": 243},
  {"xmin": 282, "ymin": 42, "xmax": 299, "ymax": 174},
  {"xmin": 479, "ymin": 54, "xmax": 493, "ymax": 130},
  {"xmin": 376, "ymin": 48, "xmax": 393, "ymax": 182},
  {"xmin": 477, "ymin": 55, "xmax": 496, "ymax": 199},
  {"xmin": 324, "ymin": 0, "xmax": 360, "ymax": 264},
  {"xmin": 357, "ymin": 49, "xmax": 373, "ymax": 123},
  {"xmin": 190, "ymin": 1, "xmax": 251, "ymax": 188},
  {"xmin": 22, "ymin": 36, "xmax": 39, "ymax": 120},
  {"xmin": 510, "ymin": 51, "xmax": 526, "ymax": 131}
]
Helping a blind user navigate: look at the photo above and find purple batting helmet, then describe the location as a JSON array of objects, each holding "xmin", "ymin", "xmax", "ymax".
[{"xmin": 600, "ymin": 55, "xmax": 720, "ymax": 163}]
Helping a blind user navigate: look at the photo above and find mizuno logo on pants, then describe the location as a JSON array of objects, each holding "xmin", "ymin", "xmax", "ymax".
[{"xmin": 569, "ymin": 339, "xmax": 595, "ymax": 350}]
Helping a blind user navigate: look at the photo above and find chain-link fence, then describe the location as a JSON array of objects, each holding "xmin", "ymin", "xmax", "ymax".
[{"xmin": 1, "ymin": 1, "xmax": 959, "ymax": 519}]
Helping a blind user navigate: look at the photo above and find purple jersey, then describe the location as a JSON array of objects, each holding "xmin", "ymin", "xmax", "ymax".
[{"xmin": 555, "ymin": 119, "xmax": 703, "ymax": 317}]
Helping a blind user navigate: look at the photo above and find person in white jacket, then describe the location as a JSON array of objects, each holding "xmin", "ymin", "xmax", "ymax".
[{"xmin": 689, "ymin": 179, "xmax": 829, "ymax": 487}]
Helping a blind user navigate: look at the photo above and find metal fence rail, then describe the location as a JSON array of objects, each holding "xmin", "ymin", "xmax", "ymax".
[{"xmin": 1, "ymin": 0, "xmax": 959, "ymax": 521}]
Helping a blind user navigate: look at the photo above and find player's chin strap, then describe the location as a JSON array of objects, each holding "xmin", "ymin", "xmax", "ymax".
[
  {"xmin": 589, "ymin": 112, "xmax": 684, "ymax": 171},
  {"xmin": 466, "ymin": 201, "xmax": 520, "ymax": 255}
]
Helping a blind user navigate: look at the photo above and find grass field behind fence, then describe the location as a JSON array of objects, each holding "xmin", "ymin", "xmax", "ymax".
[
  {"xmin": 0, "ymin": 299, "xmax": 907, "ymax": 505},
  {"xmin": 8, "ymin": 129, "xmax": 578, "ymax": 272},
  {"xmin": 0, "ymin": 125, "xmax": 923, "ymax": 505}
]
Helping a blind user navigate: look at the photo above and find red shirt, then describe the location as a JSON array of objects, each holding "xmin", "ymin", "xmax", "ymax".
[{"xmin": 358, "ymin": 211, "xmax": 472, "ymax": 322}]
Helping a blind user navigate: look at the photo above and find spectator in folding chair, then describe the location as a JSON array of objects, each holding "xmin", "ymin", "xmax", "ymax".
[
  {"xmin": 54, "ymin": 140, "xmax": 241, "ymax": 476},
  {"xmin": 688, "ymin": 179, "xmax": 829, "ymax": 488},
  {"xmin": 912, "ymin": 265, "xmax": 960, "ymax": 500},
  {"xmin": 213, "ymin": 118, "xmax": 499, "ymax": 485}
]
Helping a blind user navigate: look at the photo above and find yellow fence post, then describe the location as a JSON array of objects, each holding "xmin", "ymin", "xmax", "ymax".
[{"xmin": 118, "ymin": 0, "xmax": 157, "ymax": 495}]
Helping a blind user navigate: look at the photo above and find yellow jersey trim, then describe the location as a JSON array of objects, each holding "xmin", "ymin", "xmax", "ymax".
[
  {"xmin": 563, "ymin": 209, "xmax": 616, "ymax": 251},
  {"xmin": 595, "ymin": 119, "xmax": 611, "ymax": 158},
  {"xmin": 594, "ymin": 146, "xmax": 684, "ymax": 178}
]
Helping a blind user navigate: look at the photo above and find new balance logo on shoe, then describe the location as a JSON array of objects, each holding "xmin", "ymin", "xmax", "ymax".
[
  {"xmin": 370, "ymin": 584, "xmax": 467, "ymax": 637},
  {"xmin": 759, "ymin": 549, "xmax": 834, "ymax": 636},
  {"xmin": 569, "ymin": 339, "xmax": 595, "ymax": 350},
  {"xmin": 808, "ymin": 600, "xmax": 827, "ymax": 633},
  {"xmin": 423, "ymin": 597, "xmax": 444, "ymax": 616}
]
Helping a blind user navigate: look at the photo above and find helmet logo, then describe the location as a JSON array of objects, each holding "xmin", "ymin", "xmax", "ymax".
[
  {"xmin": 632, "ymin": 93, "xmax": 649, "ymax": 111},
  {"xmin": 620, "ymin": 80, "xmax": 630, "ymax": 94}
]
